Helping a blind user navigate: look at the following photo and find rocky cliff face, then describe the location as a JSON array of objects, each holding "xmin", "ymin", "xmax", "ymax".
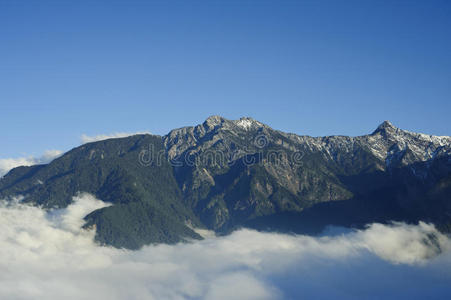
[
  {"xmin": 1, "ymin": 116, "xmax": 450, "ymax": 248},
  {"xmin": 163, "ymin": 116, "xmax": 451, "ymax": 232}
]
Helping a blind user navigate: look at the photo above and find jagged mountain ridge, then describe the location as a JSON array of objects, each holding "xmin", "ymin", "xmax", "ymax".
[
  {"xmin": 164, "ymin": 116, "xmax": 451, "ymax": 230},
  {"xmin": 1, "ymin": 116, "xmax": 450, "ymax": 249},
  {"xmin": 167, "ymin": 117, "xmax": 450, "ymax": 168}
]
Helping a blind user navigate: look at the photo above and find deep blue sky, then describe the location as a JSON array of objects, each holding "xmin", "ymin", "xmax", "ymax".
[{"xmin": 1, "ymin": 0, "xmax": 450, "ymax": 157}]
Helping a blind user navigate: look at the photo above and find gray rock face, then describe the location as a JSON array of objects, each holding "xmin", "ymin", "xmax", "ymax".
[{"xmin": 163, "ymin": 116, "xmax": 451, "ymax": 232}]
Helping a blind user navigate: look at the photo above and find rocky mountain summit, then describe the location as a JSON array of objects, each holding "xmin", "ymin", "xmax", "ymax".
[{"xmin": 1, "ymin": 116, "xmax": 450, "ymax": 249}]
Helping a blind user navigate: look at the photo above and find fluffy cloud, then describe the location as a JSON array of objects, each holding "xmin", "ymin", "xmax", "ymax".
[
  {"xmin": 81, "ymin": 132, "xmax": 151, "ymax": 144},
  {"xmin": 0, "ymin": 194, "xmax": 450, "ymax": 300},
  {"xmin": 0, "ymin": 150, "xmax": 62, "ymax": 177}
]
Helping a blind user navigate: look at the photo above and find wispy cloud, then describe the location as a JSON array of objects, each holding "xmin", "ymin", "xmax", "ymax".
[
  {"xmin": 0, "ymin": 150, "xmax": 62, "ymax": 177},
  {"xmin": 81, "ymin": 132, "xmax": 151, "ymax": 144},
  {"xmin": 0, "ymin": 194, "xmax": 450, "ymax": 300}
]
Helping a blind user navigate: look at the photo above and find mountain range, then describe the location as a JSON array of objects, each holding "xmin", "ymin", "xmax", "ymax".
[{"xmin": 1, "ymin": 116, "xmax": 450, "ymax": 249}]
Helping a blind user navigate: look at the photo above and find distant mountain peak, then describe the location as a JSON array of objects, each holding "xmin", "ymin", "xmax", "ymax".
[
  {"xmin": 202, "ymin": 115, "xmax": 265, "ymax": 132},
  {"xmin": 372, "ymin": 120, "xmax": 397, "ymax": 135},
  {"xmin": 205, "ymin": 115, "xmax": 225, "ymax": 124},
  {"xmin": 378, "ymin": 120, "xmax": 395, "ymax": 129},
  {"xmin": 234, "ymin": 117, "xmax": 263, "ymax": 130},
  {"xmin": 203, "ymin": 115, "xmax": 226, "ymax": 131}
]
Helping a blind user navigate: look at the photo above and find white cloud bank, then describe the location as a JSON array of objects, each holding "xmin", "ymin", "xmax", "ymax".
[
  {"xmin": 0, "ymin": 194, "xmax": 451, "ymax": 300},
  {"xmin": 0, "ymin": 150, "xmax": 62, "ymax": 177},
  {"xmin": 81, "ymin": 132, "xmax": 151, "ymax": 144}
]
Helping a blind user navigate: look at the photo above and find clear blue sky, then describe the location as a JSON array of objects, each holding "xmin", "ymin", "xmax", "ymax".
[{"xmin": 1, "ymin": 0, "xmax": 450, "ymax": 157}]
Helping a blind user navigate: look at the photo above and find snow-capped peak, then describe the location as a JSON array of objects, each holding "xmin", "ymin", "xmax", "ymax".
[
  {"xmin": 373, "ymin": 120, "xmax": 397, "ymax": 134},
  {"xmin": 366, "ymin": 120, "xmax": 451, "ymax": 168},
  {"xmin": 236, "ymin": 117, "xmax": 255, "ymax": 130}
]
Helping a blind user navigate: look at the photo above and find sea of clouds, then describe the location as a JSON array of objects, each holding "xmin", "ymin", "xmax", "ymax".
[{"xmin": 0, "ymin": 193, "xmax": 450, "ymax": 300}]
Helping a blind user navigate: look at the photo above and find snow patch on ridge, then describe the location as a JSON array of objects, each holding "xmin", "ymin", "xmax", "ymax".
[{"xmin": 236, "ymin": 119, "xmax": 254, "ymax": 130}]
